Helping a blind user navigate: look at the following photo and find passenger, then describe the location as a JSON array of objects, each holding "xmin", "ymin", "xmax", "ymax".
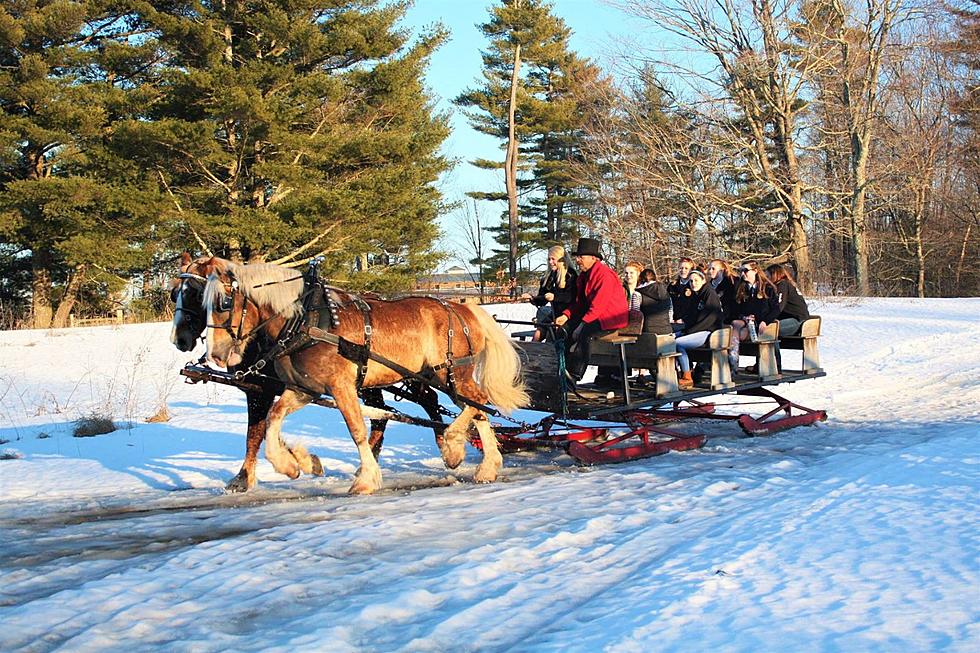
[
  {"xmin": 674, "ymin": 269, "xmax": 723, "ymax": 389},
  {"xmin": 635, "ymin": 267, "xmax": 672, "ymax": 336},
  {"xmin": 623, "ymin": 262, "xmax": 645, "ymax": 334},
  {"xmin": 555, "ymin": 237, "xmax": 629, "ymax": 383},
  {"xmin": 521, "ymin": 245, "xmax": 577, "ymax": 341},
  {"xmin": 728, "ymin": 261, "xmax": 781, "ymax": 371},
  {"xmin": 668, "ymin": 257, "xmax": 696, "ymax": 334},
  {"xmin": 707, "ymin": 259, "xmax": 739, "ymax": 322},
  {"xmin": 765, "ymin": 263, "xmax": 810, "ymax": 336}
]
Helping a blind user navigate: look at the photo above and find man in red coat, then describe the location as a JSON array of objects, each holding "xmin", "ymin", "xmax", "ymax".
[{"xmin": 555, "ymin": 237, "xmax": 629, "ymax": 381}]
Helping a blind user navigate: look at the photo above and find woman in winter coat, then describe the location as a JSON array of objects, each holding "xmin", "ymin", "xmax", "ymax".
[
  {"xmin": 522, "ymin": 244, "xmax": 577, "ymax": 341},
  {"xmin": 728, "ymin": 261, "xmax": 780, "ymax": 369},
  {"xmin": 668, "ymin": 257, "xmax": 696, "ymax": 333},
  {"xmin": 635, "ymin": 267, "xmax": 672, "ymax": 335},
  {"xmin": 765, "ymin": 263, "xmax": 810, "ymax": 336},
  {"xmin": 707, "ymin": 258, "xmax": 739, "ymax": 323},
  {"xmin": 674, "ymin": 269, "xmax": 723, "ymax": 389}
]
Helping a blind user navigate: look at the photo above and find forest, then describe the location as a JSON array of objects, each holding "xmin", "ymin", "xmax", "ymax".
[{"xmin": 1, "ymin": 0, "xmax": 977, "ymax": 329}]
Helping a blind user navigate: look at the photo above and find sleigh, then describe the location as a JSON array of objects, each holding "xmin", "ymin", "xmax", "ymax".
[{"xmin": 469, "ymin": 317, "xmax": 827, "ymax": 464}]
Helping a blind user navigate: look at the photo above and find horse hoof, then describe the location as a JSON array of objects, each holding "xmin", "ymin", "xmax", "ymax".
[
  {"xmin": 225, "ymin": 474, "xmax": 253, "ymax": 493},
  {"xmin": 440, "ymin": 441, "xmax": 465, "ymax": 470},
  {"xmin": 310, "ymin": 454, "xmax": 323, "ymax": 477},
  {"xmin": 473, "ymin": 465, "xmax": 499, "ymax": 484},
  {"xmin": 348, "ymin": 480, "xmax": 377, "ymax": 495}
]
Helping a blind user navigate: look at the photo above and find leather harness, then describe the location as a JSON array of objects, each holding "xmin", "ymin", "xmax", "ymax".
[{"xmin": 224, "ymin": 269, "xmax": 491, "ymax": 415}]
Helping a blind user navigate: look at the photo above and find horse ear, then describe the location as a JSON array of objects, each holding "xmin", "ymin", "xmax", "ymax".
[{"xmin": 178, "ymin": 251, "xmax": 192, "ymax": 271}]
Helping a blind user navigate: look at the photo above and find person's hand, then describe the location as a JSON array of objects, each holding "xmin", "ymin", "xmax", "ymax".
[
  {"xmin": 544, "ymin": 292, "xmax": 555, "ymax": 302},
  {"xmin": 555, "ymin": 314, "xmax": 568, "ymax": 326}
]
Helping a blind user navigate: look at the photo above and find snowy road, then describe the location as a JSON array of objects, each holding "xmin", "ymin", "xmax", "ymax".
[{"xmin": 1, "ymin": 298, "xmax": 978, "ymax": 652}]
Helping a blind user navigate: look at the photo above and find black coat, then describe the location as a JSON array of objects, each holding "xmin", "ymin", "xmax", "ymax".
[
  {"xmin": 775, "ymin": 279, "xmax": 810, "ymax": 322},
  {"xmin": 711, "ymin": 275, "xmax": 739, "ymax": 323},
  {"xmin": 681, "ymin": 285, "xmax": 723, "ymax": 335},
  {"xmin": 531, "ymin": 268, "xmax": 577, "ymax": 317},
  {"xmin": 732, "ymin": 283, "xmax": 781, "ymax": 324},
  {"xmin": 668, "ymin": 278, "xmax": 696, "ymax": 322},
  {"xmin": 635, "ymin": 281, "xmax": 672, "ymax": 335}
]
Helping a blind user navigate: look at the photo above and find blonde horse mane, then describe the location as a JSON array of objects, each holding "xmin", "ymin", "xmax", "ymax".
[{"xmin": 204, "ymin": 261, "xmax": 306, "ymax": 319}]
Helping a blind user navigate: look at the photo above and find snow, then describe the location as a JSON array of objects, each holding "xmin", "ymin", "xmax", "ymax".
[{"xmin": 0, "ymin": 298, "xmax": 978, "ymax": 652}]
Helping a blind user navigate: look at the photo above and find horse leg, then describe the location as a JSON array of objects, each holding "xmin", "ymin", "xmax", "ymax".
[
  {"xmin": 333, "ymin": 384, "xmax": 383, "ymax": 494},
  {"xmin": 361, "ymin": 388, "xmax": 388, "ymax": 460},
  {"xmin": 472, "ymin": 412, "xmax": 503, "ymax": 484},
  {"xmin": 226, "ymin": 388, "xmax": 275, "ymax": 493},
  {"xmin": 368, "ymin": 419, "xmax": 387, "ymax": 460},
  {"xmin": 439, "ymin": 405, "xmax": 477, "ymax": 470},
  {"xmin": 264, "ymin": 389, "xmax": 314, "ymax": 480}
]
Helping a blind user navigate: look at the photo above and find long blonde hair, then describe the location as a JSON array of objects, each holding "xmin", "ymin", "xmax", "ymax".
[{"xmin": 549, "ymin": 245, "xmax": 569, "ymax": 289}]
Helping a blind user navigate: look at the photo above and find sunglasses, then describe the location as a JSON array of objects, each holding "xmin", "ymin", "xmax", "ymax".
[{"xmin": 739, "ymin": 267, "xmax": 753, "ymax": 273}]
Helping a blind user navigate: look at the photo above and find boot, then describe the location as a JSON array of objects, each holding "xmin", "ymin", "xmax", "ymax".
[{"xmin": 679, "ymin": 371, "xmax": 694, "ymax": 389}]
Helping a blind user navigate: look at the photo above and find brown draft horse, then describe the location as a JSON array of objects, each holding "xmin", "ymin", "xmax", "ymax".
[{"xmin": 202, "ymin": 259, "xmax": 529, "ymax": 494}]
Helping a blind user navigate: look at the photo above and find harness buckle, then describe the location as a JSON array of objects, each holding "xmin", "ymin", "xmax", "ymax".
[
  {"xmin": 364, "ymin": 324, "xmax": 373, "ymax": 336},
  {"xmin": 254, "ymin": 359, "xmax": 266, "ymax": 370}
]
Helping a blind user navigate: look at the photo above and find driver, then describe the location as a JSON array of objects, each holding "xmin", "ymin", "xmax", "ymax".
[{"xmin": 554, "ymin": 237, "xmax": 628, "ymax": 382}]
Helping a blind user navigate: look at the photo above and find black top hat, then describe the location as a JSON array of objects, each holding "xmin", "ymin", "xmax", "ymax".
[{"xmin": 571, "ymin": 237, "xmax": 604, "ymax": 260}]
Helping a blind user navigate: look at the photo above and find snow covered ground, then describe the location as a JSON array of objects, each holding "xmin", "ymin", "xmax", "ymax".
[{"xmin": 0, "ymin": 298, "xmax": 977, "ymax": 652}]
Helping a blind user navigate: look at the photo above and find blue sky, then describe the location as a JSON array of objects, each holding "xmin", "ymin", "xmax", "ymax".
[{"xmin": 401, "ymin": 1, "xmax": 643, "ymax": 269}]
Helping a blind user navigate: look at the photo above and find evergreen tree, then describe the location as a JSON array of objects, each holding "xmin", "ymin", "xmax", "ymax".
[
  {"xmin": 0, "ymin": 1, "xmax": 164, "ymax": 328},
  {"xmin": 122, "ymin": 0, "xmax": 450, "ymax": 290},
  {"xmin": 455, "ymin": 0, "xmax": 596, "ymax": 279}
]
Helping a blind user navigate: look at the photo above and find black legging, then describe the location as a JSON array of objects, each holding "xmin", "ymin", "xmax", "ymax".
[{"xmin": 565, "ymin": 319, "xmax": 616, "ymax": 379}]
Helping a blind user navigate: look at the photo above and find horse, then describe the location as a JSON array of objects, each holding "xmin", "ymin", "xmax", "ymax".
[
  {"xmin": 170, "ymin": 254, "xmax": 320, "ymax": 491},
  {"xmin": 202, "ymin": 259, "xmax": 528, "ymax": 494},
  {"xmin": 171, "ymin": 254, "xmax": 455, "ymax": 492}
]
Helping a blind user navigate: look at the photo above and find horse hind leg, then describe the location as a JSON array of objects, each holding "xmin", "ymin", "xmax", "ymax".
[
  {"xmin": 472, "ymin": 413, "xmax": 503, "ymax": 484},
  {"xmin": 439, "ymin": 405, "xmax": 478, "ymax": 470}
]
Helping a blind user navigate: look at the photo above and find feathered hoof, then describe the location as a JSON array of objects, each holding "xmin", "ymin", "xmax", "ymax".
[
  {"xmin": 440, "ymin": 440, "xmax": 466, "ymax": 470},
  {"xmin": 310, "ymin": 454, "xmax": 323, "ymax": 477},
  {"xmin": 473, "ymin": 463, "xmax": 499, "ymax": 484},
  {"xmin": 225, "ymin": 472, "xmax": 254, "ymax": 493},
  {"xmin": 348, "ymin": 466, "xmax": 381, "ymax": 495}
]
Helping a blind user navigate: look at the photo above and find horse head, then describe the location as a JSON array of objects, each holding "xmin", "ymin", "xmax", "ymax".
[{"xmin": 170, "ymin": 253, "xmax": 226, "ymax": 352}]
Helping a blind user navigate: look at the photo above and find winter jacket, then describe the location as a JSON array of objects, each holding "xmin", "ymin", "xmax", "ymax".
[
  {"xmin": 732, "ymin": 283, "xmax": 781, "ymax": 324},
  {"xmin": 668, "ymin": 278, "xmax": 696, "ymax": 322},
  {"xmin": 635, "ymin": 281, "xmax": 672, "ymax": 335},
  {"xmin": 562, "ymin": 261, "xmax": 629, "ymax": 330},
  {"xmin": 530, "ymin": 267, "xmax": 578, "ymax": 318},
  {"xmin": 711, "ymin": 275, "xmax": 739, "ymax": 323},
  {"xmin": 680, "ymin": 285, "xmax": 723, "ymax": 335},
  {"xmin": 774, "ymin": 279, "xmax": 810, "ymax": 322}
]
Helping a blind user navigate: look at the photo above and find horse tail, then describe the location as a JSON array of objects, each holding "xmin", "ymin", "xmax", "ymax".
[{"xmin": 466, "ymin": 305, "xmax": 529, "ymax": 416}]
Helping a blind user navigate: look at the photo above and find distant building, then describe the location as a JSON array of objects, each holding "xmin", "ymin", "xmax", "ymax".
[{"xmin": 414, "ymin": 266, "xmax": 480, "ymax": 293}]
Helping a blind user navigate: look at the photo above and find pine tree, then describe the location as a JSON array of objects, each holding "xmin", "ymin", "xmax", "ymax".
[
  {"xmin": 0, "ymin": 1, "xmax": 165, "ymax": 328},
  {"xmin": 121, "ymin": 0, "xmax": 450, "ymax": 290},
  {"xmin": 455, "ymin": 0, "xmax": 596, "ymax": 280}
]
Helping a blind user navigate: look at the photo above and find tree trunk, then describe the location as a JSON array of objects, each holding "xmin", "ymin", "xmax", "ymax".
[
  {"xmin": 31, "ymin": 250, "xmax": 53, "ymax": 329},
  {"xmin": 505, "ymin": 39, "xmax": 522, "ymax": 292},
  {"xmin": 51, "ymin": 264, "xmax": 88, "ymax": 328},
  {"xmin": 849, "ymin": 139, "xmax": 871, "ymax": 296},
  {"xmin": 954, "ymin": 222, "xmax": 972, "ymax": 295}
]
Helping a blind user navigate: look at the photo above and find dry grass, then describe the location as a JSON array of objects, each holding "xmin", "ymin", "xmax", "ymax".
[
  {"xmin": 0, "ymin": 449, "xmax": 22, "ymax": 460},
  {"xmin": 145, "ymin": 406, "xmax": 171, "ymax": 423},
  {"xmin": 73, "ymin": 414, "xmax": 116, "ymax": 437}
]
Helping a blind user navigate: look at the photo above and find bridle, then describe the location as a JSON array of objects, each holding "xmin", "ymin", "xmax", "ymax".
[
  {"xmin": 172, "ymin": 272, "xmax": 207, "ymax": 321},
  {"xmin": 206, "ymin": 278, "xmax": 253, "ymax": 358}
]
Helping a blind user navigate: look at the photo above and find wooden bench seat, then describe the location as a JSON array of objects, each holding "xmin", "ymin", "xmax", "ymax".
[
  {"xmin": 592, "ymin": 332, "xmax": 681, "ymax": 399},
  {"xmin": 684, "ymin": 327, "xmax": 735, "ymax": 390},
  {"xmin": 738, "ymin": 316, "xmax": 822, "ymax": 375}
]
